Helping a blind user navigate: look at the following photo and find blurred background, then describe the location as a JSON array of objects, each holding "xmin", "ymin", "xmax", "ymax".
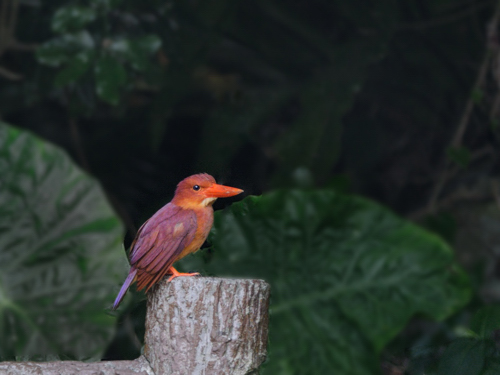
[{"xmin": 1, "ymin": 0, "xmax": 500, "ymax": 374}]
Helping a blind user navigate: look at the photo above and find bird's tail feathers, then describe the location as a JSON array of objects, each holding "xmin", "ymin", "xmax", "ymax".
[{"xmin": 112, "ymin": 269, "xmax": 137, "ymax": 310}]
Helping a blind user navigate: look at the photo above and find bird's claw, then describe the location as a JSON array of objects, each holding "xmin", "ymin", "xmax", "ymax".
[{"xmin": 167, "ymin": 271, "xmax": 200, "ymax": 282}]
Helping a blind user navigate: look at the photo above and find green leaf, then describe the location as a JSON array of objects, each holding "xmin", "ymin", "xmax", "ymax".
[
  {"xmin": 54, "ymin": 51, "xmax": 94, "ymax": 87},
  {"xmin": 127, "ymin": 35, "xmax": 162, "ymax": 71},
  {"xmin": 0, "ymin": 123, "xmax": 127, "ymax": 360},
  {"xmin": 180, "ymin": 190, "xmax": 471, "ymax": 374},
  {"xmin": 437, "ymin": 338, "xmax": 492, "ymax": 375},
  {"xmin": 51, "ymin": 5, "xmax": 96, "ymax": 34},
  {"xmin": 446, "ymin": 146, "xmax": 471, "ymax": 168},
  {"xmin": 36, "ymin": 41, "xmax": 70, "ymax": 67},
  {"xmin": 94, "ymin": 55, "xmax": 127, "ymax": 105},
  {"xmin": 471, "ymin": 306, "xmax": 500, "ymax": 339},
  {"xmin": 37, "ymin": 31, "xmax": 95, "ymax": 67},
  {"xmin": 107, "ymin": 35, "xmax": 161, "ymax": 72}
]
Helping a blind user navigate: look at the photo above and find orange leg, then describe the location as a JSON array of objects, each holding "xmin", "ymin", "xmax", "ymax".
[{"xmin": 167, "ymin": 266, "xmax": 200, "ymax": 282}]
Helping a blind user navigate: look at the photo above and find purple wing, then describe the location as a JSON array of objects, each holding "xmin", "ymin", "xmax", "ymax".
[
  {"xmin": 112, "ymin": 203, "xmax": 197, "ymax": 309},
  {"xmin": 129, "ymin": 203, "xmax": 197, "ymax": 292}
]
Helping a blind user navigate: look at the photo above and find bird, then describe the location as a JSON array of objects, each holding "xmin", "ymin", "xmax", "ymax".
[{"xmin": 112, "ymin": 173, "xmax": 243, "ymax": 309}]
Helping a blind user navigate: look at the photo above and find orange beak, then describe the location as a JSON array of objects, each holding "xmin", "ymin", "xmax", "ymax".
[{"xmin": 203, "ymin": 183, "xmax": 243, "ymax": 198}]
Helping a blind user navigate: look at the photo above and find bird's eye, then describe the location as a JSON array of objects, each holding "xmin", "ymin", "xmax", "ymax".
[{"xmin": 193, "ymin": 185, "xmax": 200, "ymax": 191}]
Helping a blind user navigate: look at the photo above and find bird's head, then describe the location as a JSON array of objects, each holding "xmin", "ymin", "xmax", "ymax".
[{"xmin": 172, "ymin": 173, "xmax": 243, "ymax": 209}]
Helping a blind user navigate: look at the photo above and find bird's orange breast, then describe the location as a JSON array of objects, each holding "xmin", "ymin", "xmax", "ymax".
[{"xmin": 177, "ymin": 207, "xmax": 214, "ymax": 260}]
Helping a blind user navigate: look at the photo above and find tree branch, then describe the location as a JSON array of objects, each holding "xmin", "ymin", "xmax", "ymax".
[{"xmin": 424, "ymin": 1, "xmax": 500, "ymax": 214}]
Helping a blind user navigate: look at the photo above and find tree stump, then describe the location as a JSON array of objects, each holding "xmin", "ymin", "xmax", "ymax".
[
  {"xmin": 144, "ymin": 277, "xmax": 270, "ymax": 375},
  {"xmin": 0, "ymin": 277, "xmax": 270, "ymax": 375}
]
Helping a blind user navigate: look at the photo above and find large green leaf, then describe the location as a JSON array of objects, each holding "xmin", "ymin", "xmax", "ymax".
[
  {"xmin": 180, "ymin": 190, "xmax": 471, "ymax": 374},
  {"xmin": 0, "ymin": 123, "xmax": 127, "ymax": 360}
]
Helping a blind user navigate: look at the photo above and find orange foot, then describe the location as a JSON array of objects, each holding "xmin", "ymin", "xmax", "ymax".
[{"xmin": 167, "ymin": 266, "xmax": 200, "ymax": 282}]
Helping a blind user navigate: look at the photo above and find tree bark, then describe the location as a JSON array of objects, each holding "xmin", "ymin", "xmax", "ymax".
[
  {"xmin": 144, "ymin": 277, "xmax": 270, "ymax": 375},
  {"xmin": 0, "ymin": 277, "xmax": 270, "ymax": 375},
  {"xmin": 0, "ymin": 356, "xmax": 154, "ymax": 375}
]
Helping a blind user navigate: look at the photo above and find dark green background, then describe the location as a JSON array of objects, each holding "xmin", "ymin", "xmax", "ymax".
[{"xmin": 1, "ymin": 0, "xmax": 500, "ymax": 373}]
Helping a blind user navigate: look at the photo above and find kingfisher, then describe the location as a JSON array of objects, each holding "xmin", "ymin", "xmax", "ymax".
[{"xmin": 113, "ymin": 173, "xmax": 243, "ymax": 309}]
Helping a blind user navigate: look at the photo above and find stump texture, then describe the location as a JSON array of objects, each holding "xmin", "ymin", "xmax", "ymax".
[
  {"xmin": 144, "ymin": 277, "xmax": 270, "ymax": 375},
  {"xmin": 0, "ymin": 356, "xmax": 154, "ymax": 375}
]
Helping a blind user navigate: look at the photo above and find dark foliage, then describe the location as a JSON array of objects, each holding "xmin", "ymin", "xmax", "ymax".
[{"xmin": 1, "ymin": 0, "xmax": 500, "ymax": 372}]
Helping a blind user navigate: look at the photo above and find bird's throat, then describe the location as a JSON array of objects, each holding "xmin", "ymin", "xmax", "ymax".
[{"xmin": 201, "ymin": 197, "xmax": 217, "ymax": 207}]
